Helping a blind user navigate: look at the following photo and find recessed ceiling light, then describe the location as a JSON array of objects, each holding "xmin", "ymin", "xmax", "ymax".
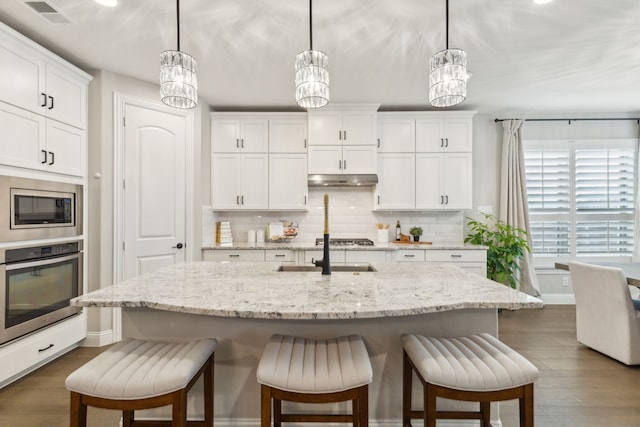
[
  {"xmin": 94, "ymin": 0, "xmax": 118, "ymax": 7},
  {"xmin": 532, "ymin": 0, "xmax": 553, "ymax": 4}
]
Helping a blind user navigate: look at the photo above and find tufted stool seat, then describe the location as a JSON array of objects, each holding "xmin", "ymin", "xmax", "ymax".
[
  {"xmin": 257, "ymin": 334, "xmax": 372, "ymax": 426},
  {"xmin": 402, "ymin": 333, "xmax": 539, "ymax": 427},
  {"xmin": 65, "ymin": 337, "xmax": 217, "ymax": 427}
]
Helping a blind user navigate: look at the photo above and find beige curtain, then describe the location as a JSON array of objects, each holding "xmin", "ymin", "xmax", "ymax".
[{"xmin": 499, "ymin": 119, "xmax": 541, "ymax": 296}]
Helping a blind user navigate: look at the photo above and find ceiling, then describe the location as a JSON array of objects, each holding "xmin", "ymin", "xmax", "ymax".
[{"xmin": 1, "ymin": 0, "xmax": 639, "ymax": 114}]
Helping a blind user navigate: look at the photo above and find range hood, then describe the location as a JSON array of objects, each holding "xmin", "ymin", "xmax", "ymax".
[{"xmin": 308, "ymin": 174, "xmax": 378, "ymax": 187}]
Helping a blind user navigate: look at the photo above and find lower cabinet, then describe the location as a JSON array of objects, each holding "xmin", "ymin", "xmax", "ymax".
[
  {"xmin": 393, "ymin": 249, "xmax": 487, "ymax": 276},
  {"xmin": 203, "ymin": 249, "xmax": 265, "ymax": 262}
]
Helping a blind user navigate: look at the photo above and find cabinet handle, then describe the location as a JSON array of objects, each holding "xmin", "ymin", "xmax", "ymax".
[
  {"xmin": 445, "ymin": 138, "xmax": 449, "ymax": 148},
  {"xmin": 377, "ymin": 138, "xmax": 381, "ymax": 148},
  {"xmin": 236, "ymin": 195, "xmax": 240, "ymax": 205},
  {"xmin": 344, "ymin": 130, "xmax": 347, "ymax": 140},
  {"xmin": 275, "ymin": 254, "xmax": 286, "ymax": 257},
  {"xmin": 440, "ymin": 195, "xmax": 444, "ymax": 204},
  {"xmin": 236, "ymin": 138, "xmax": 240, "ymax": 148},
  {"xmin": 440, "ymin": 138, "xmax": 443, "ymax": 148},
  {"xmin": 339, "ymin": 130, "xmax": 342, "ymax": 140},
  {"xmin": 241, "ymin": 139, "xmax": 244, "ymax": 148},
  {"xmin": 241, "ymin": 195, "xmax": 244, "ymax": 205},
  {"xmin": 229, "ymin": 254, "xmax": 240, "ymax": 258},
  {"xmin": 304, "ymin": 138, "xmax": 307, "ymax": 148},
  {"xmin": 41, "ymin": 150, "xmax": 48, "ymax": 164},
  {"xmin": 404, "ymin": 254, "xmax": 415, "ymax": 258},
  {"xmin": 338, "ymin": 160, "xmax": 342, "ymax": 169},
  {"xmin": 445, "ymin": 195, "xmax": 448, "ymax": 204},
  {"xmin": 304, "ymin": 195, "xmax": 307, "ymax": 205},
  {"xmin": 377, "ymin": 195, "xmax": 380, "ymax": 205},
  {"xmin": 343, "ymin": 160, "xmax": 347, "ymax": 169},
  {"xmin": 38, "ymin": 343, "xmax": 54, "ymax": 352},
  {"xmin": 48, "ymin": 95, "xmax": 54, "ymax": 110},
  {"xmin": 49, "ymin": 151, "xmax": 54, "ymax": 165},
  {"xmin": 41, "ymin": 93, "xmax": 47, "ymax": 107},
  {"xmin": 451, "ymin": 254, "xmax": 462, "ymax": 258}
]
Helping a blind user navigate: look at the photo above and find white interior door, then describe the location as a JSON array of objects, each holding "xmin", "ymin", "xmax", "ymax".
[{"xmin": 123, "ymin": 102, "xmax": 187, "ymax": 279}]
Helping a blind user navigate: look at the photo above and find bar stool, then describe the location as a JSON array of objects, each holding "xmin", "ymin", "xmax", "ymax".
[
  {"xmin": 65, "ymin": 337, "xmax": 217, "ymax": 427},
  {"xmin": 257, "ymin": 334, "xmax": 372, "ymax": 426},
  {"xmin": 402, "ymin": 333, "xmax": 539, "ymax": 427}
]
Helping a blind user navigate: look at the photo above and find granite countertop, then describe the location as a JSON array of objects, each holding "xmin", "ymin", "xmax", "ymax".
[
  {"xmin": 201, "ymin": 242, "xmax": 485, "ymax": 251},
  {"xmin": 73, "ymin": 262, "xmax": 542, "ymax": 320}
]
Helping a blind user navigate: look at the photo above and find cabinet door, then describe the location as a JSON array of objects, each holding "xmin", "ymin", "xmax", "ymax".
[
  {"xmin": 211, "ymin": 119, "xmax": 241, "ymax": 152},
  {"xmin": 0, "ymin": 102, "xmax": 45, "ymax": 171},
  {"xmin": 0, "ymin": 41, "xmax": 45, "ymax": 114},
  {"xmin": 240, "ymin": 153, "xmax": 268, "ymax": 209},
  {"xmin": 45, "ymin": 64, "xmax": 87, "ymax": 129},
  {"xmin": 269, "ymin": 118, "xmax": 307, "ymax": 153},
  {"xmin": 441, "ymin": 153, "xmax": 472, "ymax": 209},
  {"xmin": 443, "ymin": 120, "xmax": 472, "ymax": 152},
  {"xmin": 308, "ymin": 146, "xmax": 342, "ymax": 174},
  {"xmin": 240, "ymin": 119, "xmax": 268, "ymax": 152},
  {"xmin": 415, "ymin": 153, "xmax": 443, "ymax": 209},
  {"xmin": 378, "ymin": 118, "xmax": 415, "ymax": 152},
  {"xmin": 415, "ymin": 119, "xmax": 444, "ymax": 152},
  {"xmin": 376, "ymin": 153, "xmax": 415, "ymax": 209},
  {"xmin": 45, "ymin": 120, "xmax": 85, "ymax": 176},
  {"xmin": 341, "ymin": 111, "xmax": 376, "ymax": 145},
  {"xmin": 308, "ymin": 111, "xmax": 342, "ymax": 145},
  {"xmin": 342, "ymin": 146, "xmax": 377, "ymax": 174},
  {"xmin": 211, "ymin": 154, "xmax": 242, "ymax": 209},
  {"xmin": 269, "ymin": 154, "xmax": 308, "ymax": 210}
]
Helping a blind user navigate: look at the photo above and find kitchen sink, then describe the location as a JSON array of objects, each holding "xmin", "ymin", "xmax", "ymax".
[{"xmin": 277, "ymin": 264, "xmax": 377, "ymax": 272}]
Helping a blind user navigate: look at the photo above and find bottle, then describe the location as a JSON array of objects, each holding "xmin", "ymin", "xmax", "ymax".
[{"xmin": 396, "ymin": 220, "xmax": 401, "ymax": 241}]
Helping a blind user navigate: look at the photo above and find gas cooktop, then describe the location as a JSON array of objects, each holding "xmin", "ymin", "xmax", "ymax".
[{"xmin": 315, "ymin": 238, "xmax": 375, "ymax": 247}]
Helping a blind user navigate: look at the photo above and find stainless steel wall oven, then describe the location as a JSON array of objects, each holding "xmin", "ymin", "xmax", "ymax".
[
  {"xmin": 0, "ymin": 241, "xmax": 83, "ymax": 345},
  {"xmin": 0, "ymin": 176, "xmax": 82, "ymax": 242}
]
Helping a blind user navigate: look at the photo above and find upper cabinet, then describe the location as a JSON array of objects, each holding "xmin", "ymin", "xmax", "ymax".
[
  {"xmin": 268, "ymin": 115, "xmax": 308, "ymax": 153},
  {"xmin": 415, "ymin": 117, "xmax": 472, "ymax": 152},
  {"xmin": 211, "ymin": 116, "xmax": 268, "ymax": 152},
  {"xmin": 0, "ymin": 24, "xmax": 90, "ymax": 130},
  {"xmin": 308, "ymin": 104, "xmax": 378, "ymax": 146},
  {"xmin": 377, "ymin": 117, "xmax": 415, "ymax": 152}
]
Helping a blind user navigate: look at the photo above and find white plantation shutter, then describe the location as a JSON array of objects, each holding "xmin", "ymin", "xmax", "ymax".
[{"xmin": 524, "ymin": 139, "xmax": 637, "ymax": 261}]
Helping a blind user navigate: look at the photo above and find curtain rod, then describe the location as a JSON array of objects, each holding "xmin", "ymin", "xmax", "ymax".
[{"xmin": 494, "ymin": 117, "xmax": 640, "ymax": 124}]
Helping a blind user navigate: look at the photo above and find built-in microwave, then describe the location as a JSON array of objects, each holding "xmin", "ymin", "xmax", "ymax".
[{"xmin": 0, "ymin": 176, "xmax": 82, "ymax": 242}]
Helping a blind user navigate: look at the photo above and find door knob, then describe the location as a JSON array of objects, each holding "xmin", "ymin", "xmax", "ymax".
[{"xmin": 172, "ymin": 243, "xmax": 184, "ymax": 249}]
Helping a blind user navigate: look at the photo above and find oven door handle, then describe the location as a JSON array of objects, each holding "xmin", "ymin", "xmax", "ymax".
[{"xmin": 4, "ymin": 253, "xmax": 81, "ymax": 271}]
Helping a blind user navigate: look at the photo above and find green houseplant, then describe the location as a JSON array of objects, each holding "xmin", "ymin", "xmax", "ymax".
[
  {"xmin": 464, "ymin": 214, "xmax": 530, "ymax": 289},
  {"xmin": 409, "ymin": 226, "xmax": 423, "ymax": 242}
]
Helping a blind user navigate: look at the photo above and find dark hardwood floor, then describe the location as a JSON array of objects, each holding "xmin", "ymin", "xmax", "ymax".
[{"xmin": 0, "ymin": 305, "xmax": 638, "ymax": 426}]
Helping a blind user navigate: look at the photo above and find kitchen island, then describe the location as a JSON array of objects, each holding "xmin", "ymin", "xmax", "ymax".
[{"xmin": 73, "ymin": 261, "xmax": 542, "ymax": 426}]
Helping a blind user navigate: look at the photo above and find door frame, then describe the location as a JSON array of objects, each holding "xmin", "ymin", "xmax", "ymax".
[{"xmin": 112, "ymin": 92, "xmax": 195, "ymax": 340}]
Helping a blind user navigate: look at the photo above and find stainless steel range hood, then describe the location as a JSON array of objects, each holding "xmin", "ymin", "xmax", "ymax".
[{"xmin": 308, "ymin": 174, "xmax": 378, "ymax": 187}]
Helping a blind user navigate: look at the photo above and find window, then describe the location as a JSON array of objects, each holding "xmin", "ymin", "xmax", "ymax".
[{"xmin": 524, "ymin": 139, "xmax": 637, "ymax": 263}]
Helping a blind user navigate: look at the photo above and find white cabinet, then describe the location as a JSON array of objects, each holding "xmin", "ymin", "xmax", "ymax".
[
  {"xmin": 416, "ymin": 153, "xmax": 472, "ymax": 210},
  {"xmin": 269, "ymin": 153, "xmax": 308, "ymax": 210},
  {"xmin": 345, "ymin": 250, "xmax": 387, "ymax": 263},
  {"xmin": 211, "ymin": 116, "xmax": 268, "ymax": 152},
  {"xmin": 0, "ymin": 102, "xmax": 85, "ymax": 177},
  {"xmin": 375, "ymin": 153, "xmax": 415, "ymax": 210},
  {"xmin": 308, "ymin": 107, "xmax": 378, "ymax": 146},
  {"xmin": 392, "ymin": 249, "xmax": 487, "ymax": 276},
  {"xmin": 415, "ymin": 118, "xmax": 472, "ymax": 152},
  {"xmin": 211, "ymin": 153, "xmax": 268, "ymax": 210},
  {"xmin": 377, "ymin": 117, "xmax": 415, "ymax": 152},
  {"xmin": 0, "ymin": 27, "xmax": 88, "ymax": 130},
  {"xmin": 269, "ymin": 116, "xmax": 307, "ymax": 153},
  {"xmin": 203, "ymin": 250, "xmax": 265, "ymax": 262},
  {"xmin": 308, "ymin": 145, "xmax": 377, "ymax": 174}
]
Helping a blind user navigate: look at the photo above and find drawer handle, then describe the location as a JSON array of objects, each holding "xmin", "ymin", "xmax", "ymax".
[
  {"xmin": 404, "ymin": 254, "xmax": 415, "ymax": 258},
  {"xmin": 229, "ymin": 254, "xmax": 240, "ymax": 258},
  {"xmin": 38, "ymin": 343, "xmax": 54, "ymax": 352},
  {"xmin": 451, "ymin": 254, "xmax": 462, "ymax": 258},
  {"xmin": 275, "ymin": 254, "xmax": 286, "ymax": 257}
]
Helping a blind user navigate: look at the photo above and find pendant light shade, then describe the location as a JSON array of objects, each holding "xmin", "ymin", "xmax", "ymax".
[
  {"xmin": 295, "ymin": 0, "xmax": 329, "ymax": 109},
  {"xmin": 429, "ymin": 0, "xmax": 467, "ymax": 108},
  {"xmin": 160, "ymin": 0, "xmax": 198, "ymax": 109}
]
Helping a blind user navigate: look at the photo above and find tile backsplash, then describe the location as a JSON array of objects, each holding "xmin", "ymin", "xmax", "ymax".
[{"xmin": 203, "ymin": 188, "xmax": 466, "ymax": 246}]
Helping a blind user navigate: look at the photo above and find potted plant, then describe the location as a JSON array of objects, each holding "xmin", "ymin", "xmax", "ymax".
[
  {"xmin": 464, "ymin": 214, "xmax": 530, "ymax": 289},
  {"xmin": 409, "ymin": 226, "xmax": 423, "ymax": 242}
]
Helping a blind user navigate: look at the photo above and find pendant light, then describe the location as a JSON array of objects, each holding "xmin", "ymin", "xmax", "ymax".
[
  {"xmin": 429, "ymin": 0, "xmax": 467, "ymax": 108},
  {"xmin": 160, "ymin": 0, "xmax": 198, "ymax": 109},
  {"xmin": 295, "ymin": 0, "xmax": 329, "ymax": 109}
]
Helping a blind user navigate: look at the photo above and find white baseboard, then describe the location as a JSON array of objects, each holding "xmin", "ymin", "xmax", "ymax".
[
  {"xmin": 541, "ymin": 293, "xmax": 575, "ymax": 305},
  {"xmin": 81, "ymin": 329, "xmax": 114, "ymax": 347}
]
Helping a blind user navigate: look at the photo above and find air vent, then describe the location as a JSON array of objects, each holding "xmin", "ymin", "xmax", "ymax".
[{"xmin": 21, "ymin": 1, "xmax": 72, "ymax": 24}]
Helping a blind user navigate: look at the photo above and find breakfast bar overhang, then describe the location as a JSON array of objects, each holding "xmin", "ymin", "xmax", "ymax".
[{"xmin": 72, "ymin": 261, "xmax": 543, "ymax": 426}]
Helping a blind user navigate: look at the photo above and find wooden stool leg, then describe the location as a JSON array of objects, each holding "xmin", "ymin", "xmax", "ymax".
[
  {"xmin": 273, "ymin": 398, "xmax": 281, "ymax": 427},
  {"xmin": 359, "ymin": 385, "xmax": 369, "ymax": 427},
  {"xmin": 352, "ymin": 396, "xmax": 359, "ymax": 427},
  {"xmin": 171, "ymin": 389, "xmax": 188, "ymax": 427},
  {"xmin": 480, "ymin": 401, "xmax": 491, "ymax": 427},
  {"xmin": 69, "ymin": 392, "xmax": 87, "ymax": 427},
  {"xmin": 203, "ymin": 354, "xmax": 214, "ymax": 427},
  {"xmin": 520, "ymin": 383, "xmax": 534, "ymax": 427},
  {"xmin": 402, "ymin": 350, "xmax": 413, "ymax": 427},
  {"xmin": 122, "ymin": 410, "xmax": 134, "ymax": 427},
  {"xmin": 424, "ymin": 382, "xmax": 436, "ymax": 427},
  {"xmin": 261, "ymin": 384, "xmax": 272, "ymax": 427}
]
